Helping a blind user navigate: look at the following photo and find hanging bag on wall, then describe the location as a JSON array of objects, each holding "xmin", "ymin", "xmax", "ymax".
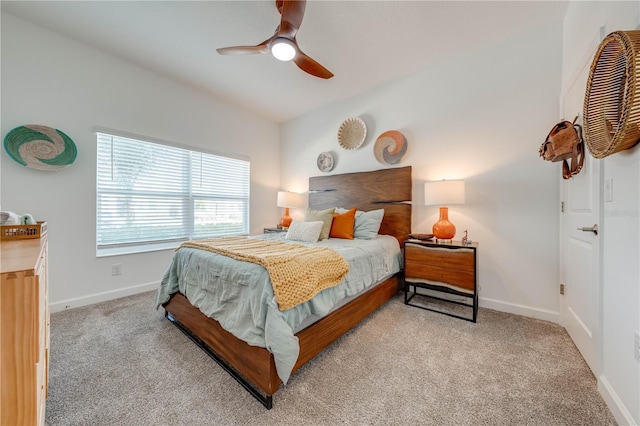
[{"xmin": 539, "ymin": 116, "xmax": 585, "ymax": 179}]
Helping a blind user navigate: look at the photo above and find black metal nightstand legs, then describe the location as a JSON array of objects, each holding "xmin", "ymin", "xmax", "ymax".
[{"xmin": 404, "ymin": 282, "xmax": 477, "ymax": 322}]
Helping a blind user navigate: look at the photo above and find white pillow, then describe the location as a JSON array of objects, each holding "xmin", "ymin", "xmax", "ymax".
[{"xmin": 285, "ymin": 220, "xmax": 324, "ymax": 243}]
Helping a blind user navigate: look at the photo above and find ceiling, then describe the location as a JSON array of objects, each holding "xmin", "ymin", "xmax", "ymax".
[{"xmin": 1, "ymin": 1, "xmax": 568, "ymax": 123}]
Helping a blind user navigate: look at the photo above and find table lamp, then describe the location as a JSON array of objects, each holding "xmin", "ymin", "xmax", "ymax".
[
  {"xmin": 276, "ymin": 191, "xmax": 303, "ymax": 229},
  {"xmin": 424, "ymin": 180, "xmax": 465, "ymax": 241}
]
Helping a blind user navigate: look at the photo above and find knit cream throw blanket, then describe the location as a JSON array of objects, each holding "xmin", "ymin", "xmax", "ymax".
[{"xmin": 180, "ymin": 237, "xmax": 350, "ymax": 311}]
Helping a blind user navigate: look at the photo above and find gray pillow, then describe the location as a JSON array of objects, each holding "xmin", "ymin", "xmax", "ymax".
[
  {"xmin": 304, "ymin": 207, "xmax": 334, "ymax": 240},
  {"xmin": 336, "ymin": 208, "xmax": 385, "ymax": 239}
]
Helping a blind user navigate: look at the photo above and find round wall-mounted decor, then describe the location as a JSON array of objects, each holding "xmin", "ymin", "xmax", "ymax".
[
  {"xmin": 4, "ymin": 124, "xmax": 77, "ymax": 170},
  {"xmin": 317, "ymin": 151, "xmax": 334, "ymax": 172},
  {"xmin": 583, "ymin": 30, "xmax": 640, "ymax": 158},
  {"xmin": 373, "ymin": 130, "xmax": 407, "ymax": 165},
  {"xmin": 337, "ymin": 117, "xmax": 366, "ymax": 150}
]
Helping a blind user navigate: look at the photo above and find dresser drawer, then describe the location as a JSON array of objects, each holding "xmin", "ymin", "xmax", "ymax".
[{"xmin": 37, "ymin": 358, "xmax": 46, "ymax": 426}]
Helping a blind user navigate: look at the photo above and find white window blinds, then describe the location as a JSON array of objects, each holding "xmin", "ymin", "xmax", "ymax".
[{"xmin": 96, "ymin": 132, "xmax": 250, "ymax": 255}]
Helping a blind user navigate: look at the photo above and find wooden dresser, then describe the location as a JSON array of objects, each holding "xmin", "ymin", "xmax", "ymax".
[{"xmin": 1, "ymin": 236, "xmax": 49, "ymax": 426}]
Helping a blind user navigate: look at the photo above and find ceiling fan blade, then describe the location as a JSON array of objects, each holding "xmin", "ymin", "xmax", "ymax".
[
  {"xmin": 216, "ymin": 46, "xmax": 263, "ymax": 55},
  {"xmin": 293, "ymin": 50, "xmax": 334, "ymax": 79},
  {"xmin": 278, "ymin": 0, "xmax": 306, "ymax": 39},
  {"xmin": 216, "ymin": 38, "xmax": 271, "ymax": 55}
]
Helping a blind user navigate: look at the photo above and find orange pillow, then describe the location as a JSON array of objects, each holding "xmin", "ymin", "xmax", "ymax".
[{"xmin": 329, "ymin": 207, "xmax": 356, "ymax": 239}]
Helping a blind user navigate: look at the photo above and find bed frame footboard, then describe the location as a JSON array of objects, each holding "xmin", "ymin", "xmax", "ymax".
[
  {"xmin": 163, "ymin": 274, "xmax": 401, "ymax": 408},
  {"xmin": 165, "ymin": 306, "xmax": 275, "ymax": 409}
]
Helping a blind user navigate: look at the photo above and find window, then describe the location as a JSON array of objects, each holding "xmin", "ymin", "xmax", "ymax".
[{"xmin": 96, "ymin": 131, "xmax": 250, "ymax": 256}]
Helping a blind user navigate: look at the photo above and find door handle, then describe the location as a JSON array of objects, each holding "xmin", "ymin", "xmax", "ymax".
[{"xmin": 577, "ymin": 224, "xmax": 598, "ymax": 235}]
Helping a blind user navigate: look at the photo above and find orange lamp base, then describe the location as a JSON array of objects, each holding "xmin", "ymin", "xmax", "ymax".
[
  {"xmin": 432, "ymin": 206, "xmax": 456, "ymax": 240},
  {"xmin": 280, "ymin": 207, "xmax": 292, "ymax": 229}
]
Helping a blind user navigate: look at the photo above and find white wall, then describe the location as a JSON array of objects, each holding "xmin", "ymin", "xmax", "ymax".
[
  {"xmin": 562, "ymin": 2, "xmax": 640, "ymax": 424},
  {"xmin": 4, "ymin": 4, "xmax": 638, "ymax": 422},
  {"xmin": 1, "ymin": 13, "xmax": 281, "ymax": 311},
  {"xmin": 281, "ymin": 19, "xmax": 564, "ymax": 322}
]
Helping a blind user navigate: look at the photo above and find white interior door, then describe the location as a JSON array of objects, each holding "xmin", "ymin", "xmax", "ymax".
[{"xmin": 560, "ymin": 39, "xmax": 602, "ymax": 375}]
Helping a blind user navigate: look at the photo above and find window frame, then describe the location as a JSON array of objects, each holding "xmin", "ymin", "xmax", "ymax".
[{"xmin": 95, "ymin": 128, "xmax": 250, "ymax": 257}]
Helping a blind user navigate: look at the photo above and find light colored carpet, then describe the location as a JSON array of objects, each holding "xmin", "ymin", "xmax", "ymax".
[{"xmin": 45, "ymin": 291, "xmax": 616, "ymax": 425}]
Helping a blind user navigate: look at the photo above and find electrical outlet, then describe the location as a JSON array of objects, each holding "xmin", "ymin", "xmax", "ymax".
[
  {"xmin": 635, "ymin": 331, "xmax": 640, "ymax": 363},
  {"xmin": 112, "ymin": 263, "xmax": 122, "ymax": 276}
]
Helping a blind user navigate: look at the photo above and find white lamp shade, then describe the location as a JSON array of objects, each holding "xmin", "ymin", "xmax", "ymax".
[
  {"xmin": 277, "ymin": 191, "xmax": 304, "ymax": 208},
  {"xmin": 424, "ymin": 180, "xmax": 465, "ymax": 206}
]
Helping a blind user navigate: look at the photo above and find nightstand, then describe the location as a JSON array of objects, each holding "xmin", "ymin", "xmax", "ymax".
[
  {"xmin": 404, "ymin": 239, "xmax": 478, "ymax": 322},
  {"xmin": 263, "ymin": 227, "xmax": 287, "ymax": 233}
]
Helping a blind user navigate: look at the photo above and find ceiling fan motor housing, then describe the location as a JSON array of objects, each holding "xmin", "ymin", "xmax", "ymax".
[{"xmin": 584, "ymin": 30, "xmax": 640, "ymax": 158}]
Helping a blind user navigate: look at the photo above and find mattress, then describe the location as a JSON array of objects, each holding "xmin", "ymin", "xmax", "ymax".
[{"xmin": 155, "ymin": 233, "xmax": 402, "ymax": 384}]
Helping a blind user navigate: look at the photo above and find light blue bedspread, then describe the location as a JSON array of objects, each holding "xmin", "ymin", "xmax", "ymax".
[{"xmin": 155, "ymin": 233, "xmax": 401, "ymax": 384}]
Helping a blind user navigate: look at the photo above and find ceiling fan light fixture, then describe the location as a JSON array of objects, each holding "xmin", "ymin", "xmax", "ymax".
[
  {"xmin": 217, "ymin": 0, "xmax": 333, "ymax": 78},
  {"xmin": 271, "ymin": 38, "xmax": 296, "ymax": 61}
]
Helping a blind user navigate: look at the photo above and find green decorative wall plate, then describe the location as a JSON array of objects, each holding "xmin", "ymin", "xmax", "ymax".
[{"xmin": 4, "ymin": 124, "xmax": 77, "ymax": 171}]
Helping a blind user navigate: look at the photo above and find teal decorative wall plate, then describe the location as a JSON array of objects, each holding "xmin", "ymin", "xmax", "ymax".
[{"xmin": 4, "ymin": 124, "xmax": 77, "ymax": 171}]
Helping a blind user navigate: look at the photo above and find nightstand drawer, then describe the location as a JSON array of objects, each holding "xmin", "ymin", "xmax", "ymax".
[
  {"xmin": 405, "ymin": 244, "xmax": 474, "ymax": 271},
  {"xmin": 405, "ymin": 262, "xmax": 475, "ymax": 291}
]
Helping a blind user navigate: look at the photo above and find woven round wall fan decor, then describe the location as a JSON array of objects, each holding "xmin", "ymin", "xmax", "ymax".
[
  {"xmin": 337, "ymin": 117, "xmax": 366, "ymax": 150},
  {"xmin": 3, "ymin": 124, "xmax": 77, "ymax": 170},
  {"xmin": 373, "ymin": 130, "xmax": 407, "ymax": 165},
  {"xmin": 583, "ymin": 30, "xmax": 640, "ymax": 158}
]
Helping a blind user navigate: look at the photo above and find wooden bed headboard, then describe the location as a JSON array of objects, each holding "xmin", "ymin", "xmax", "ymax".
[{"xmin": 308, "ymin": 166, "xmax": 412, "ymax": 243}]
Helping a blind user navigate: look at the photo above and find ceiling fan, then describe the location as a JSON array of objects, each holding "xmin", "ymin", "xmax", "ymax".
[{"xmin": 216, "ymin": 0, "xmax": 334, "ymax": 79}]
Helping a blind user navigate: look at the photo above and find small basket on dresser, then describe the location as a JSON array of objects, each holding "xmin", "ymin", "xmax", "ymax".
[{"xmin": 1, "ymin": 221, "xmax": 47, "ymax": 240}]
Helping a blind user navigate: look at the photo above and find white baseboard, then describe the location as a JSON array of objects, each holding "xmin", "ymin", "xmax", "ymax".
[
  {"xmin": 50, "ymin": 284, "xmax": 561, "ymax": 322},
  {"xmin": 598, "ymin": 374, "xmax": 638, "ymax": 426},
  {"xmin": 479, "ymin": 296, "xmax": 560, "ymax": 323},
  {"xmin": 49, "ymin": 281, "xmax": 160, "ymax": 313}
]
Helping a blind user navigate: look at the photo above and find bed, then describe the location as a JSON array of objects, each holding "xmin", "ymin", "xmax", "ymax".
[{"xmin": 158, "ymin": 166, "xmax": 412, "ymax": 408}]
